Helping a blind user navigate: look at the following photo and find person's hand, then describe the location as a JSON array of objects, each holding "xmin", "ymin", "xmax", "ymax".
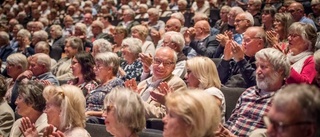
[
  {"xmin": 223, "ymin": 40, "xmax": 233, "ymax": 61},
  {"xmin": 16, "ymin": 70, "xmax": 33, "ymax": 82},
  {"xmin": 124, "ymin": 79, "xmax": 138, "ymax": 91},
  {"xmin": 150, "ymin": 82, "xmax": 173, "ymax": 105},
  {"xmin": 216, "ymin": 34, "xmax": 229, "ymax": 47},
  {"xmin": 43, "ymin": 125, "xmax": 55, "ymax": 137},
  {"xmin": 139, "ymin": 53, "xmax": 153, "ymax": 73},
  {"xmin": 266, "ymin": 30, "xmax": 279, "ymax": 46},
  {"xmin": 231, "ymin": 41, "xmax": 244, "ymax": 62},
  {"xmin": 184, "ymin": 27, "xmax": 195, "ymax": 44},
  {"xmin": 19, "ymin": 117, "xmax": 39, "ymax": 137},
  {"xmin": 35, "ymin": 80, "xmax": 52, "ymax": 86},
  {"xmin": 150, "ymin": 29, "xmax": 161, "ymax": 44},
  {"xmin": 214, "ymin": 124, "xmax": 237, "ymax": 137}
]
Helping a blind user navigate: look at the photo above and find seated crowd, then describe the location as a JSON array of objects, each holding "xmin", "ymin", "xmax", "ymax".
[{"xmin": 0, "ymin": 0, "xmax": 320, "ymax": 137}]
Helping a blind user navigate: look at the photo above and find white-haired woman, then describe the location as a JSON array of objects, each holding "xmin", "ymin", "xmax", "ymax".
[
  {"xmin": 286, "ymin": 22, "xmax": 318, "ymax": 84},
  {"xmin": 16, "ymin": 29, "xmax": 35, "ymax": 57},
  {"xmin": 118, "ymin": 38, "xmax": 143, "ymax": 82},
  {"xmin": 131, "ymin": 25, "xmax": 155, "ymax": 56},
  {"xmin": 103, "ymin": 88, "xmax": 145, "ymax": 137},
  {"xmin": 92, "ymin": 39, "xmax": 113, "ymax": 57},
  {"xmin": 21, "ymin": 85, "xmax": 90, "ymax": 137},
  {"xmin": 86, "ymin": 52, "xmax": 124, "ymax": 124}
]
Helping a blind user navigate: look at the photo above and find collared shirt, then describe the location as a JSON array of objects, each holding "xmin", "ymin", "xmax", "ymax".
[
  {"xmin": 32, "ymin": 72, "xmax": 60, "ymax": 85},
  {"xmin": 225, "ymin": 86, "xmax": 275, "ymax": 136}
]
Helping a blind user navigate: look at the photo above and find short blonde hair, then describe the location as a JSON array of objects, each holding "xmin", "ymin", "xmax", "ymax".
[
  {"xmin": 186, "ymin": 56, "xmax": 221, "ymax": 89},
  {"xmin": 165, "ymin": 90, "xmax": 221, "ymax": 137},
  {"xmin": 104, "ymin": 88, "xmax": 145, "ymax": 133},
  {"xmin": 45, "ymin": 85, "xmax": 86, "ymax": 130},
  {"xmin": 131, "ymin": 25, "xmax": 149, "ymax": 39}
]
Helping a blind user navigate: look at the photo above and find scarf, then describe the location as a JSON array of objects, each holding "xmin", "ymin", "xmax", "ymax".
[{"xmin": 287, "ymin": 51, "xmax": 313, "ymax": 73}]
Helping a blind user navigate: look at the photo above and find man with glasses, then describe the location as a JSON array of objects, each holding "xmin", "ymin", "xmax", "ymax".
[
  {"xmin": 217, "ymin": 26, "xmax": 266, "ymax": 88},
  {"xmin": 288, "ymin": 2, "xmax": 317, "ymax": 30},
  {"xmin": 136, "ymin": 47, "xmax": 186, "ymax": 118},
  {"xmin": 250, "ymin": 84, "xmax": 320, "ymax": 137},
  {"xmin": 217, "ymin": 48, "xmax": 291, "ymax": 137}
]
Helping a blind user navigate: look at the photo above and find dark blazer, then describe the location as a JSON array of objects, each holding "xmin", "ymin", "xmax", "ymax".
[
  {"xmin": 189, "ymin": 35, "xmax": 220, "ymax": 58},
  {"xmin": 95, "ymin": 33, "xmax": 114, "ymax": 44},
  {"xmin": 0, "ymin": 44, "xmax": 15, "ymax": 62},
  {"xmin": 50, "ymin": 36, "xmax": 65, "ymax": 61}
]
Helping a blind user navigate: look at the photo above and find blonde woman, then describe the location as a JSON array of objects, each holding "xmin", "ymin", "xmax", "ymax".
[
  {"xmin": 185, "ymin": 56, "xmax": 226, "ymax": 123},
  {"xmin": 21, "ymin": 85, "xmax": 90, "ymax": 137},
  {"xmin": 131, "ymin": 25, "xmax": 155, "ymax": 56},
  {"xmin": 163, "ymin": 90, "xmax": 221, "ymax": 137}
]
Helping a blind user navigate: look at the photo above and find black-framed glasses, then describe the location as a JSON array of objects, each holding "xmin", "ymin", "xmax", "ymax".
[
  {"xmin": 153, "ymin": 58, "xmax": 175, "ymax": 67},
  {"xmin": 263, "ymin": 115, "xmax": 314, "ymax": 133}
]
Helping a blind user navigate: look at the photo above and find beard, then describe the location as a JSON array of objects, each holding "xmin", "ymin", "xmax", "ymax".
[{"xmin": 256, "ymin": 71, "xmax": 280, "ymax": 90}]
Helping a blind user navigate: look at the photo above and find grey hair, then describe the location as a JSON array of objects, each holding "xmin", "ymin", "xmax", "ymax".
[
  {"xmin": 314, "ymin": 50, "xmax": 320, "ymax": 72},
  {"xmin": 252, "ymin": 0, "xmax": 262, "ymax": 5},
  {"xmin": 311, "ymin": 0, "xmax": 320, "ymax": 5},
  {"xmin": 221, "ymin": 5, "xmax": 231, "ymax": 12},
  {"xmin": 273, "ymin": 84, "xmax": 320, "ymax": 136},
  {"xmin": 230, "ymin": 6, "xmax": 244, "ymax": 15},
  {"xmin": 147, "ymin": 8, "xmax": 159, "ymax": 17},
  {"xmin": 154, "ymin": 47, "xmax": 178, "ymax": 63},
  {"xmin": 0, "ymin": 31, "xmax": 10, "ymax": 45},
  {"xmin": 7, "ymin": 53, "xmax": 28, "ymax": 71},
  {"xmin": 33, "ymin": 53, "xmax": 51, "ymax": 71},
  {"xmin": 288, "ymin": 22, "xmax": 317, "ymax": 52},
  {"xmin": 124, "ymin": 8, "xmax": 136, "ymax": 19},
  {"xmin": 65, "ymin": 37, "xmax": 84, "ymax": 52},
  {"xmin": 121, "ymin": 38, "xmax": 142, "ymax": 58},
  {"xmin": 163, "ymin": 31, "xmax": 185, "ymax": 52},
  {"xmin": 51, "ymin": 25, "xmax": 63, "ymax": 36},
  {"xmin": 255, "ymin": 48, "xmax": 291, "ymax": 78},
  {"xmin": 33, "ymin": 30, "xmax": 48, "ymax": 41},
  {"xmin": 104, "ymin": 88, "xmax": 146, "ymax": 133},
  {"xmin": 171, "ymin": 12, "xmax": 185, "ymax": 24},
  {"xmin": 160, "ymin": 0, "xmax": 169, "ymax": 5},
  {"xmin": 75, "ymin": 22, "xmax": 87, "ymax": 34},
  {"xmin": 93, "ymin": 39, "xmax": 113, "ymax": 53},
  {"xmin": 17, "ymin": 29, "xmax": 31, "ymax": 40},
  {"xmin": 177, "ymin": 0, "xmax": 187, "ymax": 6},
  {"xmin": 242, "ymin": 12, "xmax": 254, "ymax": 26},
  {"xmin": 92, "ymin": 20, "xmax": 104, "ymax": 29},
  {"xmin": 39, "ymin": 18, "xmax": 49, "ymax": 26},
  {"xmin": 95, "ymin": 52, "xmax": 120, "ymax": 75}
]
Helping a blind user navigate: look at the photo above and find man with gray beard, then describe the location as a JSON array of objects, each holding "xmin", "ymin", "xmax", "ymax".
[{"xmin": 221, "ymin": 48, "xmax": 291, "ymax": 137}]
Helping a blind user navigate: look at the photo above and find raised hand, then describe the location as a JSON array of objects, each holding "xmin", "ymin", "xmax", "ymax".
[
  {"xmin": 139, "ymin": 53, "xmax": 153, "ymax": 73},
  {"xmin": 223, "ymin": 40, "xmax": 233, "ymax": 61},
  {"xmin": 230, "ymin": 41, "xmax": 244, "ymax": 62},
  {"xmin": 266, "ymin": 30, "xmax": 279, "ymax": 46},
  {"xmin": 124, "ymin": 79, "xmax": 138, "ymax": 92},
  {"xmin": 150, "ymin": 82, "xmax": 173, "ymax": 105},
  {"xmin": 43, "ymin": 125, "xmax": 55, "ymax": 137},
  {"xmin": 19, "ymin": 117, "xmax": 39, "ymax": 137}
]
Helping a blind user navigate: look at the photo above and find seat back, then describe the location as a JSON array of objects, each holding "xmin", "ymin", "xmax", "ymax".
[
  {"xmin": 221, "ymin": 87, "xmax": 246, "ymax": 120},
  {"xmin": 85, "ymin": 123, "xmax": 113, "ymax": 137},
  {"xmin": 146, "ymin": 118, "xmax": 164, "ymax": 131},
  {"xmin": 139, "ymin": 129, "xmax": 163, "ymax": 137}
]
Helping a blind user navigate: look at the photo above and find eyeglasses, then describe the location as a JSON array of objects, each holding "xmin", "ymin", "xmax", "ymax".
[
  {"xmin": 263, "ymin": 115, "xmax": 314, "ymax": 133},
  {"xmin": 234, "ymin": 19, "xmax": 247, "ymax": 24},
  {"xmin": 288, "ymin": 33, "xmax": 300, "ymax": 38},
  {"xmin": 153, "ymin": 58, "xmax": 175, "ymax": 67},
  {"xmin": 288, "ymin": 9, "xmax": 301, "ymax": 13},
  {"xmin": 102, "ymin": 105, "xmax": 114, "ymax": 114},
  {"xmin": 243, "ymin": 37, "xmax": 261, "ymax": 44}
]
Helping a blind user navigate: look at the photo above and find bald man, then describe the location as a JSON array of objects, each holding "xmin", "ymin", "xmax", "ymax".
[
  {"xmin": 184, "ymin": 20, "xmax": 219, "ymax": 58},
  {"xmin": 288, "ymin": 2, "xmax": 317, "ymax": 30}
]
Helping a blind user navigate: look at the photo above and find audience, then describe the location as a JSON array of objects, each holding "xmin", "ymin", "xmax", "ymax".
[{"xmin": 1, "ymin": 1, "xmax": 320, "ymax": 136}]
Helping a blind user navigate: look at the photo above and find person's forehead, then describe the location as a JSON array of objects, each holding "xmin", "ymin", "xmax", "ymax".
[{"xmin": 235, "ymin": 14, "xmax": 245, "ymax": 19}]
